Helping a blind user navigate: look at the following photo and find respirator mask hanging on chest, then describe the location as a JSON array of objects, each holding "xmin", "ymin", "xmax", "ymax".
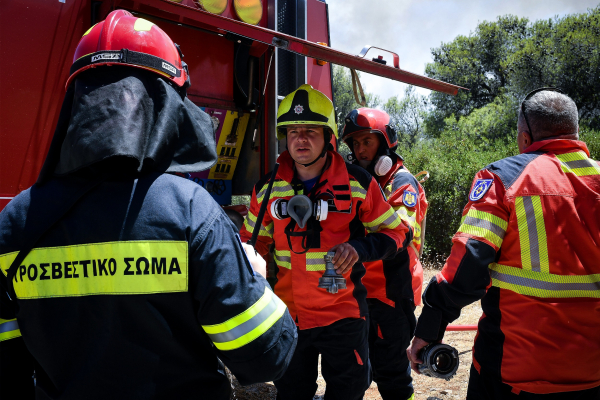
[{"xmin": 271, "ymin": 195, "xmax": 328, "ymax": 227}]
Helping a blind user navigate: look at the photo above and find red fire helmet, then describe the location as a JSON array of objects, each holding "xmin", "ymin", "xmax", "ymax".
[
  {"xmin": 66, "ymin": 10, "xmax": 189, "ymax": 90},
  {"xmin": 341, "ymin": 108, "xmax": 398, "ymax": 149}
]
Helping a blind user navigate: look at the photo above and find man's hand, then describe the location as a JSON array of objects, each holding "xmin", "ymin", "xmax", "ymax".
[
  {"xmin": 329, "ymin": 243, "xmax": 359, "ymax": 275},
  {"xmin": 241, "ymin": 243, "xmax": 267, "ymax": 278},
  {"xmin": 407, "ymin": 337, "xmax": 430, "ymax": 374}
]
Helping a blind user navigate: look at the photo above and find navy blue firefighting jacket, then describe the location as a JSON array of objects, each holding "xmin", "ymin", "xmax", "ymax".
[{"xmin": 0, "ymin": 173, "xmax": 297, "ymax": 400}]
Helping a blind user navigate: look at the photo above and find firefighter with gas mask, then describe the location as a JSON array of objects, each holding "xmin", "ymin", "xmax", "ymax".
[
  {"xmin": 341, "ymin": 108, "xmax": 428, "ymax": 400},
  {"xmin": 0, "ymin": 10, "xmax": 297, "ymax": 399},
  {"xmin": 240, "ymin": 85, "xmax": 412, "ymax": 400}
]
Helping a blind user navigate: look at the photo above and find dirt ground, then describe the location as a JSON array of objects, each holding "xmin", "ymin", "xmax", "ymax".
[{"xmin": 232, "ymin": 266, "xmax": 482, "ymax": 400}]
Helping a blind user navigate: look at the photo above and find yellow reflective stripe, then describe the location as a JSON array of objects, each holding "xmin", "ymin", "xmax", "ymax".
[
  {"xmin": 274, "ymin": 249, "xmax": 291, "ymax": 269},
  {"xmin": 457, "ymin": 209, "xmax": 507, "ymax": 248},
  {"xmin": 394, "ymin": 206, "xmax": 416, "ymax": 228},
  {"xmin": 515, "ymin": 196, "xmax": 549, "ymax": 273},
  {"xmin": 0, "ymin": 241, "xmax": 188, "ymax": 299},
  {"xmin": 306, "ymin": 251, "xmax": 327, "ymax": 271},
  {"xmin": 490, "ymin": 263, "xmax": 600, "ymax": 299},
  {"xmin": 257, "ymin": 181, "xmax": 296, "ymax": 203},
  {"xmin": 0, "ymin": 318, "xmax": 21, "ymax": 342},
  {"xmin": 244, "ymin": 212, "xmax": 273, "ymax": 238},
  {"xmin": 556, "ymin": 151, "xmax": 600, "ymax": 177},
  {"xmin": 363, "ymin": 207, "xmax": 402, "ymax": 232},
  {"xmin": 202, "ymin": 287, "xmax": 287, "ymax": 350},
  {"xmin": 350, "ymin": 180, "xmax": 367, "ymax": 200}
]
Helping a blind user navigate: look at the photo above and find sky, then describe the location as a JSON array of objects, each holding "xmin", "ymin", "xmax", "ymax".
[{"xmin": 325, "ymin": 0, "xmax": 599, "ymax": 102}]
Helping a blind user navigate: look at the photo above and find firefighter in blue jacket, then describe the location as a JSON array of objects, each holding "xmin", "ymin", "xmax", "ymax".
[{"xmin": 0, "ymin": 10, "xmax": 297, "ymax": 400}]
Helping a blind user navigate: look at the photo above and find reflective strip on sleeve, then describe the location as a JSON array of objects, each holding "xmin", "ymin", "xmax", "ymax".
[
  {"xmin": 244, "ymin": 212, "xmax": 273, "ymax": 238},
  {"xmin": 306, "ymin": 251, "xmax": 328, "ymax": 271},
  {"xmin": 350, "ymin": 180, "xmax": 367, "ymax": 200},
  {"xmin": 457, "ymin": 209, "xmax": 508, "ymax": 248},
  {"xmin": 490, "ymin": 263, "xmax": 600, "ymax": 299},
  {"xmin": 363, "ymin": 207, "xmax": 403, "ymax": 233},
  {"xmin": 0, "ymin": 241, "xmax": 188, "ymax": 299},
  {"xmin": 556, "ymin": 151, "xmax": 600, "ymax": 177},
  {"xmin": 202, "ymin": 287, "xmax": 287, "ymax": 351},
  {"xmin": 394, "ymin": 206, "xmax": 416, "ymax": 228},
  {"xmin": 274, "ymin": 249, "xmax": 291, "ymax": 269},
  {"xmin": 257, "ymin": 181, "xmax": 296, "ymax": 203},
  {"xmin": 0, "ymin": 318, "xmax": 21, "ymax": 342},
  {"xmin": 515, "ymin": 196, "xmax": 549, "ymax": 273}
]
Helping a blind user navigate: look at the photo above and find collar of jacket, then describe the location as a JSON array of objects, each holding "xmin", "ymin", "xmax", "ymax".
[
  {"xmin": 376, "ymin": 153, "xmax": 405, "ymax": 189},
  {"xmin": 523, "ymin": 139, "xmax": 590, "ymax": 156},
  {"xmin": 276, "ymin": 150, "xmax": 352, "ymax": 211}
]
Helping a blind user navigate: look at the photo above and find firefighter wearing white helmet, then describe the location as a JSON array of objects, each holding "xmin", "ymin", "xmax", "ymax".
[{"xmin": 240, "ymin": 85, "xmax": 412, "ymax": 400}]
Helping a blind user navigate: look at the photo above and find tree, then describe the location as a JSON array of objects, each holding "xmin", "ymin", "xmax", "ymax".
[
  {"xmin": 383, "ymin": 86, "xmax": 428, "ymax": 148},
  {"xmin": 505, "ymin": 7, "xmax": 600, "ymax": 128},
  {"xmin": 424, "ymin": 15, "xmax": 529, "ymax": 135},
  {"xmin": 331, "ymin": 65, "xmax": 380, "ymax": 134}
]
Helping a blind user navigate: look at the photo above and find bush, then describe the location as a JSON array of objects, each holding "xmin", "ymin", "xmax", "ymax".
[{"xmin": 399, "ymin": 98, "xmax": 518, "ymax": 258}]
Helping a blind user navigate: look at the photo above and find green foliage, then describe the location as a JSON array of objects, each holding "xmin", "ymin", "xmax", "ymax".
[
  {"xmin": 400, "ymin": 98, "xmax": 518, "ymax": 256},
  {"xmin": 424, "ymin": 15, "xmax": 529, "ymax": 134},
  {"xmin": 331, "ymin": 65, "xmax": 380, "ymax": 134},
  {"xmin": 506, "ymin": 7, "xmax": 600, "ymax": 127},
  {"xmin": 328, "ymin": 8, "xmax": 599, "ymax": 258},
  {"xmin": 383, "ymin": 86, "xmax": 428, "ymax": 149},
  {"xmin": 579, "ymin": 125, "xmax": 600, "ymax": 160},
  {"xmin": 425, "ymin": 7, "xmax": 600, "ymax": 132}
]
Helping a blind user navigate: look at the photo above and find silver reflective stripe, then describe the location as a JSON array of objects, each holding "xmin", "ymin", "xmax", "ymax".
[
  {"xmin": 561, "ymin": 159, "xmax": 596, "ymax": 169},
  {"xmin": 0, "ymin": 320, "xmax": 19, "ymax": 335},
  {"xmin": 275, "ymin": 254, "xmax": 291, "ymax": 263},
  {"xmin": 366, "ymin": 213, "xmax": 398, "ymax": 232},
  {"xmin": 306, "ymin": 258, "xmax": 324, "ymax": 265},
  {"xmin": 522, "ymin": 197, "xmax": 542, "ymax": 272},
  {"xmin": 490, "ymin": 270, "xmax": 600, "ymax": 292},
  {"xmin": 206, "ymin": 294, "xmax": 282, "ymax": 344},
  {"xmin": 463, "ymin": 216, "xmax": 506, "ymax": 239}
]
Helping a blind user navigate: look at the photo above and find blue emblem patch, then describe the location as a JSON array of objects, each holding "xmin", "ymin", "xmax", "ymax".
[
  {"xmin": 402, "ymin": 190, "xmax": 417, "ymax": 207},
  {"xmin": 469, "ymin": 179, "xmax": 493, "ymax": 201}
]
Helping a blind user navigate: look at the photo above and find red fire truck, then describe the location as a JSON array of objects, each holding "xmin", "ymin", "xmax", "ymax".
[{"xmin": 0, "ymin": 0, "xmax": 462, "ymax": 213}]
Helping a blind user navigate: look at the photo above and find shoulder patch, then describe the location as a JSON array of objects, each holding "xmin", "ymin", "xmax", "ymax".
[
  {"xmin": 469, "ymin": 179, "xmax": 493, "ymax": 201},
  {"xmin": 402, "ymin": 190, "xmax": 418, "ymax": 207}
]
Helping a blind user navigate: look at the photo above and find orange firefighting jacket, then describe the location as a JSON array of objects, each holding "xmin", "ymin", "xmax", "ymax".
[
  {"xmin": 415, "ymin": 139, "xmax": 600, "ymax": 394},
  {"xmin": 362, "ymin": 157, "xmax": 428, "ymax": 306},
  {"xmin": 240, "ymin": 150, "xmax": 410, "ymax": 330}
]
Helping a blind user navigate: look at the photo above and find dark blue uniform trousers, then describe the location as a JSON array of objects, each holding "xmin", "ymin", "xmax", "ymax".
[
  {"xmin": 367, "ymin": 298, "xmax": 416, "ymax": 400},
  {"xmin": 274, "ymin": 318, "xmax": 370, "ymax": 400}
]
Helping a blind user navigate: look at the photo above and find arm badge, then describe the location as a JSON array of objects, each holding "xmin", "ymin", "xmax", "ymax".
[
  {"xmin": 469, "ymin": 179, "xmax": 493, "ymax": 201},
  {"xmin": 402, "ymin": 190, "xmax": 417, "ymax": 207}
]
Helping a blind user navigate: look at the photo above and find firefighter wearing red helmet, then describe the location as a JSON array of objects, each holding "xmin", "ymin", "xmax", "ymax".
[
  {"xmin": 239, "ymin": 85, "xmax": 412, "ymax": 400},
  {"xmin": 341, "ymin": 108, "xmax": 428, "ymax": 400},
  {"xmin": 408, "ymin": 89, "xmax": 600, "ymax": 398},
  {"xmin": 0, "ymin": 10, "xmax": 297, "ymax": 399}
]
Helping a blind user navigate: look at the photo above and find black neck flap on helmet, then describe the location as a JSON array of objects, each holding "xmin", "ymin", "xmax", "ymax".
[{"xmin": 37, "ymin": 68, "xmax": 217, "ymax": 185}]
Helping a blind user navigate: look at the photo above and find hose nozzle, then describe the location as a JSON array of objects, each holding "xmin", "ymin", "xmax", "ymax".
[{"xmin": 318, "ymin": 252, "xmax": 347, "ymax": 294}]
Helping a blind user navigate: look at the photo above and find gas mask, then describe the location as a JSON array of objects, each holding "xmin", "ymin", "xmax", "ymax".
[
  {"xmin": 271, "ymin": 195, "xmax": 328, "ymax": 227},
  {"xmin": 346, "ymin": 152, "xmax": 393, "ymax": 177}
]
